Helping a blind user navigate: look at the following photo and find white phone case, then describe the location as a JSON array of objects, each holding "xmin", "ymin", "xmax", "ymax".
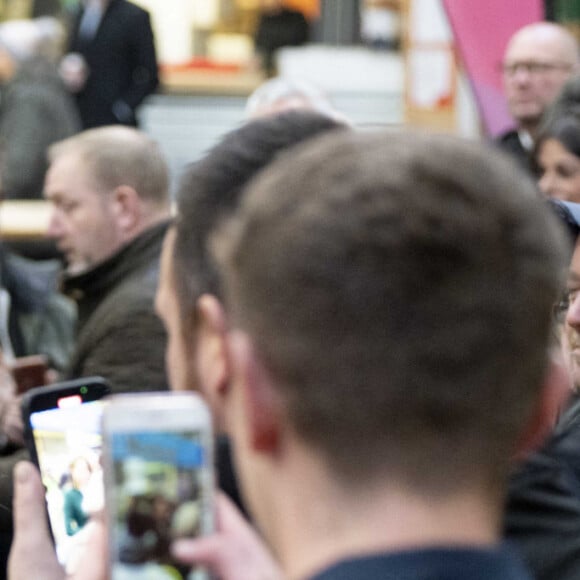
[{"xmin": 102, "ymin": 392, "xmax": 214, "ymax": 580}]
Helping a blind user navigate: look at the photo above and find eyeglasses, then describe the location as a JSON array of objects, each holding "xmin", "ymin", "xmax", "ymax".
[{"xmin": 501, "ymin": 61, "xmax": 574, "ymax": 77}]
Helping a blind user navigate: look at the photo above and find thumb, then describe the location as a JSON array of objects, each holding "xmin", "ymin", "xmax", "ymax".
[
  {"xmin": 12, "ymin": 461, "xmax": 52, "ymax": 542},
  {"xmin": 172, "ymin": 533, "xmax": 232, "ymax": 569},
  {"xmin": 8, "ymin": 461, "xmax": 64, "ymax": 580},
  {"xmin": 172, "ymin": 492, "xmax": 283, "ymax": 580}
]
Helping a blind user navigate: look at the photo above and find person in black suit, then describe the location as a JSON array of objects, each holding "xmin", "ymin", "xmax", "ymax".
[
  {"xmin": 61, "ymin": 0, "xmax": 159, "ymax": 129},
  {"xmin": 254, "ymin": 0, "xmax": 309, "ymax": 76}
]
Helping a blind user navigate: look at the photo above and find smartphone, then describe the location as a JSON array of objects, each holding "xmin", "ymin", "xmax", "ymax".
[
  {"xmin": 21, "ymin": 377, "xmax": 111, "ymax": 570},
  {"xmin": 11, "ymin": 354, "xmax": 49, "ymax": 394},
  {"xmin": 102, "ymin": 392, "xmax": 214, "ymax": 580}
]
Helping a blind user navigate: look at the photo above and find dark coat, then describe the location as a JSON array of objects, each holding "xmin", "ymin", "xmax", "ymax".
[
  {"xmin": 67, "ymin": 0, "xmax": 159, "ymax": 128},
  {"xmin": 308, "ymin": 548, "xmax": 532, "ymax": 580},
  {"xmin": 505, "ymin": 394, "xmax": 580, "ymax": 580},
  {"xmin": 1, "ymin": 250, "xmax": 76, "ymax": 371},
  {"xmin": 494, "ymin": 129, "xmax": 537, "ymax": 177},
  {"xmin": 255, "ymin": 8, "xmax": 309, "ymax": 75},
  {"xmin": 0, "ymin": 57, "xmax": 81, "ymax": 199},
  {"xmin": 62, "ymin": 221, "xmax": 169, "ymax": 394}
]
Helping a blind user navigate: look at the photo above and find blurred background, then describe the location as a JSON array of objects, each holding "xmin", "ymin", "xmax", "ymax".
[{"xmin": 0, "ymin": 0, "xmax": 576, "ymax": 187}]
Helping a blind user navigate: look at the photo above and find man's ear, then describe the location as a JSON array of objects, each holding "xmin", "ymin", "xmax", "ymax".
[
  {"xmin": 196, "ymin": 295, "xmax": 231, "ymax": 412},
  {"xmin": 227, "ymin": 329, "xmax": 281, "ymax": 454},
  {"xmin": 112, "ymin": 185, "xmax": 141, "ymax": 233},
  {"xmin": 514, "ymin": 353, "xmax": 572, "ymax": 460}
]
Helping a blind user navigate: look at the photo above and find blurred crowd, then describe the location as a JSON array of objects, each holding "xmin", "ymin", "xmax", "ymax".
[{"xmin": 1, "ymin": 5, "xmax": 580, "ymax": 580}]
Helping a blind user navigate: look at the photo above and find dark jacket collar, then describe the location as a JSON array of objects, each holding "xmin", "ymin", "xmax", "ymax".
[
  {"xmin": 309, "ymin": 546, "xmax": 532, "ymax": 580},
  {"xmin": 62, "ymin": 220, "xmax": 170, "ymax": 301},
  {"xmin": 554, "ymin": 391, "xmax": 580, "ymax": 438}
]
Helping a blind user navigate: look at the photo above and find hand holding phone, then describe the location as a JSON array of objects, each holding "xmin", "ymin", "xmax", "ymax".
[
  {"xmin": 172, "ymin": 492, "xmax": 284, "ymax": 580},
  {"xmin": 102, "ymin": 392, "xmax": 214, "ymax": 580},
  {"xmin": 21, "ymin": 377, "xmax": 111, "ymax": 572},
  {"xmin": 9, "ymin": 461, "xmax": 109, "ymax": 580}
]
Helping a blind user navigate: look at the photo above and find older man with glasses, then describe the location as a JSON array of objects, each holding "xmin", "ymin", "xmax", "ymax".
[{"xmin": 496, "ymin": 22, "xmax": 579, "ymax": 174}]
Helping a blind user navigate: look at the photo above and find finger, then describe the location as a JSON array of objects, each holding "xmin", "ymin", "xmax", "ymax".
[
  {"xmin": 172, "ymin": 492, "xmax": 282, "ymax": 580},
  {"xmin": 45, "ymin": 369, "xmax": 58, "ymax": 384},
  {"xmin": 215, "ymin": 491, "xmax": 254, "ymax": 534},
  {"xmin": 68, "ymin": 521, "xmax": 108, "ymax": 580},
  {"xmin": 172, "ymin": 532, "xmax": 282, "ymax": 580},
  {"xmin": 171, "ymin": 493, "xmax": 256, "ymax": 567},
  {"xmin": 9, "ymin": 461, "xmax": 64, "ymax": 580},
  {"xmin": 172, "ymin": 533, "xmax": 231, "ymax": 569},
  {"xmin": 171, "ymin": 494, "xmax": 243, "ymax": 573},
  {"xmin": 12, "ymin": 462, "xmax": 50, "ymax": 538}
]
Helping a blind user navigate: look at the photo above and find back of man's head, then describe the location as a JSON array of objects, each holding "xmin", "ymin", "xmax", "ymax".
[
  {"xmin": 173, "ymin": 110, "xmax": 346, "ymax": 335},
  {"xmin": 214, "ymin": 130, "xmax": 567, "ymax": 497},
  {"xmin": 48, "ymin": 126, "xmax": 169, "ymax": 208}
]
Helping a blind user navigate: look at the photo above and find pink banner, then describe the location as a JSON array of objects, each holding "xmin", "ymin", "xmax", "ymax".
[{"xmin": 442, "ymin": 0, "xmax": 543, "ymax": 136}]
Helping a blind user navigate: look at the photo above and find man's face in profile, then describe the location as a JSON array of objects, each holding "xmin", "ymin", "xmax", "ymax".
[{"xmin": 44, "ymin": 153, "xmax": 123, "ymax": 274}]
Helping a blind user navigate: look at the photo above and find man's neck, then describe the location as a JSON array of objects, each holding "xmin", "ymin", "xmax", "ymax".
[
  {"xmin": 261, "ymin": 447, "xmax": 501, "ymax": 580},
  {"xmin": 130, "ymin": 208, "xmax": 171, "ymax": 241},
  {"xmin": 65, "ymin": 210, "xmax": 170, "ymax": 277}
]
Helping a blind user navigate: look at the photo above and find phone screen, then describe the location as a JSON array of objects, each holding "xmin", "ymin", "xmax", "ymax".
[
  {"xmin": 29, "ymin": 398, "xmax": 107, "ymax": 569},
  {"xmin": 108, "ymin": 429, "xmax": 212, "ymax": 580}
]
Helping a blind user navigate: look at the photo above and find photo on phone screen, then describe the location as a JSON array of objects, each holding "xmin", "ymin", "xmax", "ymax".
[
  {"xmin": 22, "ymin": 377, "xmax": 111, "ymax": 571},
  {"xmin": 103, "ymin": 394, "xmax": 214, "ymax": 580}
]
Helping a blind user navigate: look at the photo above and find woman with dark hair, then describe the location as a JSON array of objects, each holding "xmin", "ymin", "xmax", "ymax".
[
  {"xmin": 537, "ymin": 114, "xmax": 580, "ymax": 201},
  {"xmin": 536, "ymin": 76, "xmax": 580, "ymax": 202}
]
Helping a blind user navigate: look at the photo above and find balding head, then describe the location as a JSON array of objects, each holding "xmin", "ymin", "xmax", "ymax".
[
  {"xmin": 45, "ymin": 126, "xmax": 170, "ymax": 273},
  {"xmin": 503, "ymin": 22, "xmax": 579, "ymax": 133},
  {"xmin": 48, "ymin": 126, "xmax": 169, "ymax": 207}
]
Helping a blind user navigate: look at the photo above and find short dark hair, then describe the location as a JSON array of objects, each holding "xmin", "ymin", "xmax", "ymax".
[
  {"xmin": 536, "ymin": 76, "xmax": 580, "ymax": 159},
  {"xmin": 172, "ymin": 111, "xmax": 346, "ymax": 336},
  {"xmin": 214, "ymin": 130, "xmax": 567, "ymax": 495},
  {"xmin": 536, "ymin": 114, "xmax": 580, "ymax": 160}
]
